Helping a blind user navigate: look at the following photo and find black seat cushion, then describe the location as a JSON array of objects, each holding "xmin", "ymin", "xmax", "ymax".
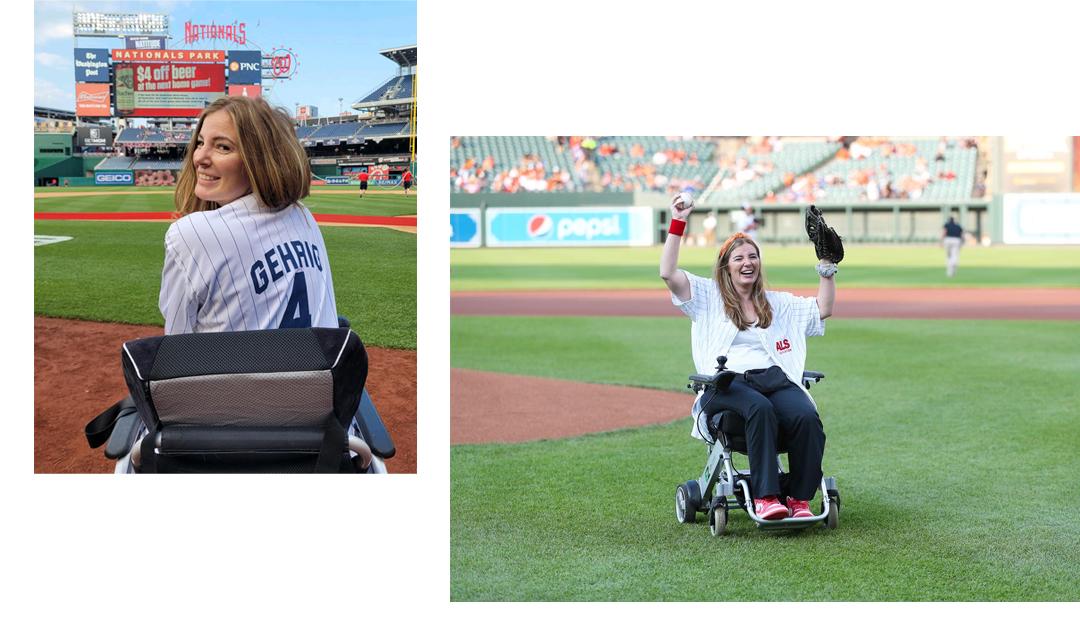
[{"xmin": 708, "ymin": 410, "xmax": 789, "ymax": 454}]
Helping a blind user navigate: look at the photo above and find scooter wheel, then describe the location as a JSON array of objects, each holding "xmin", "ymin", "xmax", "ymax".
[
  {"xmin": 709, "ymin": 501, "xmax": 728, "ymax": 536},
  {"xmin": 825, "ymin": 494, "xmax": 840, "ymax": 530},
  {"xmin": 675, "ymin": 481, "xmax": 701, "ymax": 524}
]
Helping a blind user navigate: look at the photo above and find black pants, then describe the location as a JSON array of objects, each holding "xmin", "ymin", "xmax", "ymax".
[{"xmin": 703, "ymin": 376, "xmax": 825, "ymax": 500}]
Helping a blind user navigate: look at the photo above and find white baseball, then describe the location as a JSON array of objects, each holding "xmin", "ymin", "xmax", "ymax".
[{"xmin": 675, "ymin": 192, "xmax": 694, "ymax": 210}]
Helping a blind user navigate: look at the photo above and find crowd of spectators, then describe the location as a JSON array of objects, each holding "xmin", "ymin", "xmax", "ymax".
[
  {"xmin": 451, "ymin": 150, "xmax": 574, "ymax": 194},
  {"xmin": 451, "ymin": 136, "xmax": 983, "ymax": 201},
  {"xmin": 451, "ymin": 136, "xmax": 709, "ymax": 195},
  {"xmin": 134, "ymin": 169, "xmax": 177, "ymax": 187},
  {"xmin": 761, "ymin": 137, "xmax": 980, "ymax": 203}
]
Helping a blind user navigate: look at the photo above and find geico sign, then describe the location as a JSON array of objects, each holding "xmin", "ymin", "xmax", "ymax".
[{"xmin": 97, "ymin": 173, "xmax": 133, "ymax": 184}]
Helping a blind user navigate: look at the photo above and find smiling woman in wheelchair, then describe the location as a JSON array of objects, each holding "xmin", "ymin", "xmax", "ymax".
[
  {"xmin": 83, "ymin": 97, "xmax": 395, "ymax": 473},
  {"xmin": 661, "ymin": 193, "xmax": 837, "ymax": 521}
]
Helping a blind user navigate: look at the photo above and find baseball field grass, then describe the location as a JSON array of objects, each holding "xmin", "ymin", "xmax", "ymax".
[
  {"xmin": 34, "ymin": 186, "xmax": 416, "ymax": 349},
  {"xmin": 450, "ymin": 315, "xmax": 1080, "ymax": 600},
  {"xmin": 450, "ymin": 244, "xmax": 1080, "ymax": 290}
]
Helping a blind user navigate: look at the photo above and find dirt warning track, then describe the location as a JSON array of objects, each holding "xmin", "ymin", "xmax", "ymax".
[{"xmin": 451, "ymin": 287, "xmax": 1080, "ymax": 321}]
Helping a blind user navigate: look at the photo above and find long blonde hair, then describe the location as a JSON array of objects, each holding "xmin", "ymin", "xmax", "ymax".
[
  {"xmin": 715, "ymin": 232, "xmax": 772, "ymax": 330},
  {"xmin": 174, "ymin": 96, "xmax": 310, "ymax": 215}
]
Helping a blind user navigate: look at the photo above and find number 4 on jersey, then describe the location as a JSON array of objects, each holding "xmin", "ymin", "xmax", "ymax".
[{"xmin": 279, "ymin": 272, "xmax": 312, "ymax": 328}]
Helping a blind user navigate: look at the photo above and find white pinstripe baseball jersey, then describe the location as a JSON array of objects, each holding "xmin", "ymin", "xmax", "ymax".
[
  {"xmin": 159, "ymin": 193, "xmax": 339, "ymax": 334},
  {"xmin": 673, "ymin": 269, "xmax": 825, "ymax": 426}
]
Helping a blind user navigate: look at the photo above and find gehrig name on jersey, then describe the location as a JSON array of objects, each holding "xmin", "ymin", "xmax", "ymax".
[{"xmin": 250, "ymin": 239, "xmax": 323, "ymax": 294}]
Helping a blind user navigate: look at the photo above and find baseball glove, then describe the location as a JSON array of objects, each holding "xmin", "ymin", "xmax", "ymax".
[{"xmin": 804, "ymin": 205, "xmax": 844, "ymax": 263}]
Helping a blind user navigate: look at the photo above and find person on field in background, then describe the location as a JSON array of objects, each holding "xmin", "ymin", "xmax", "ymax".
[
  {"xmin": 942, "ymin": 215, "xmax": 964, "ymax": 277},
  {"xmin": 358, "ymin": 167, "xmax": 369, "ymax": 198}
]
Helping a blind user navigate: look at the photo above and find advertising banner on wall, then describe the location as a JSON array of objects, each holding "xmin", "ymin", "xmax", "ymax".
[
  {"xmin": 76, "ymin": 126, "xmax": 115, "ymax": 147},
  {"xmin": 75, "ymin": 83, "xmax": 112, "ymax": 116},
  {"xmin": 1002, "ymin": 193, "xmax": 1080, "ymax": 244},
  {"xmin": 95, "ymin": 171, "xmax": 134, "ymax": 186},
  {"xmin": 124, "ymin": 36, "xmax": 166, "ymax": 50},
  {"xmin": 484, "ymin": 207, "xmax": 655, "ymax": 247},
  {"xmin": 115, "ymin": 63, "xmax": 226, "ymax": 117},
  {"xmin": 227, "ymin": 84, "xmax": 262, "ymax": 98},
  {"xmin": 227, "ymin": 50, "xmax": 262, "ymax": 84},
  {"xmin": 74, "ymin": 48, "xmax": 111, "ymax": 83},
  {"xmin": 112, "ymin": 49, "xmax": 225, "ymax": 63},
  {"xmin": 451, "ymin": 209, "xmax": 482, "ymax": 248}
]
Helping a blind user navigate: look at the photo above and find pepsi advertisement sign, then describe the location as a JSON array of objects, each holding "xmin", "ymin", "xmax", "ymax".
[
  {"xmin": 95, "ymin": 171, "xmax": 134, "ymax": 186},
  {"xmin": 227, "ymin": 50, "xmax": 262, "ymax": 84},
  {"xmin": 450, "ymin": 210, "xmax": 481, "ymax": 248},
  {"xmin": 485, "ymin": 207, "xmax": 654, "ymax": 247}
]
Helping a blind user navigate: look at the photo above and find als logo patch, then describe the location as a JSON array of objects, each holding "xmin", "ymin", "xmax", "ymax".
[
  {"xmin": 775, "ymin": 338, "xmax": 792, "ymax": 353},
  {"xmin": 34, "ymin": 235, "xmax": 74, "ymax": 247}
]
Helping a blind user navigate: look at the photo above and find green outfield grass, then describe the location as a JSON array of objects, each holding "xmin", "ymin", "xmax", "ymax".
[
  {"xmin": 451, "ymin": 245, "xmax": 1080, "ymax": 290},
  {"xmin": 450, "ymin": 316, "xmax": 1080, "ymax": 600},
  {"xmin": 34, "ymin": 220, "xmax": 415, "ymax": 349},
  {"xmin": 35, "ymin": 186, "xmax": 415, "ymax": 217}
]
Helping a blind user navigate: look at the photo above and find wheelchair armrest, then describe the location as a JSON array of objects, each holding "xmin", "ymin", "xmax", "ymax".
[
  {"xmin": 104, "ymin": 409, "xmax": 144, "ymax": 460},
  {"xmin": 802, "ymin": 370, "xmax": 825, "ymax": 390},
  {"xmin": 355, "ymin": 388, "xmax": 396, "ymax": 459},
  {"xmin": 688, "ymin": 370, "xmax": 738, "ymax": 393}
]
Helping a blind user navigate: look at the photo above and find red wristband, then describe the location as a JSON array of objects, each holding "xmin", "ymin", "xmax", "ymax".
[{"xmin": 669, "ymin": 218, "xmax": 687, "ymax": 236}]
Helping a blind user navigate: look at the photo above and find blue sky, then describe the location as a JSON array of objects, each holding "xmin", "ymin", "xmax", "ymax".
[{"xmin": 34, "ymin": 0, "xmax": 416, "ymax": 117}]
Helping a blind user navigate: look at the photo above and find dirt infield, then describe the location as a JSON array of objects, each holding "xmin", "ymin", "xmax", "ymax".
[
  {"xmin": 451, "ymin": 287, "xmax": 1080, "ymax": 445},
  {"xmin": 451, "ymin": 287, "xmax": 1080, "ymax": 321},
  {"xmin": 34, "ymin": 316, "xmax": 416, "ymax": 474},
  {"xmin": 451, "ymin": 369, "xmax": 690, "ymax": 444}
]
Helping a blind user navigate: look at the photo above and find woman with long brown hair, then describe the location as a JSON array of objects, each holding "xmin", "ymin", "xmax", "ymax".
[
  {"xmin": 661, "ymin": 192, "xmax": 837, "ymax": 520},
  {"xmin": 159, "ymin": 96, "xmax": 338, "ymax": 334}
]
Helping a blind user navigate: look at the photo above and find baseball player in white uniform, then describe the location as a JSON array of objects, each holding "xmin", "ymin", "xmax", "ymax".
[
  {"xmin": 661, "ymin": 192, "xmax": 837, "ymax": 521},
  {"xmin": 160, "ymin": 96, "xmax": 339, "ymax": 334}
]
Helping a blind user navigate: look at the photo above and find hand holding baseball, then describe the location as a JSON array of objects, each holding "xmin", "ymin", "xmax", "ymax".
[{"xmin": 670, "ymin": 192, "xmax": 694, "ymax": 221}]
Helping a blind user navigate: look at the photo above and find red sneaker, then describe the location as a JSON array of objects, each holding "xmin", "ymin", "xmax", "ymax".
[
  {"xmin": 786, "ymin": 497, "xmax": 813, "ymax": 518},
  {"xmin": 753, "ymin": 496, "xmax": 788, "ymax": 520}
]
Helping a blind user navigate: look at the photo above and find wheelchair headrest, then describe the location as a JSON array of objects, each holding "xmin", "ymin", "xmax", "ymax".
[{"xmin": 122, "ymin": 328, "xmax": 367, "ymax": 431}]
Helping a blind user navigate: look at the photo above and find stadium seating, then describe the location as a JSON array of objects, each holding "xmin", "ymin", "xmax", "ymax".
[
  {"xmin": 808, "ymin": 138, "xmax": 977, "ymax": 202},
  {"xmin": 95, "ymin": 156, "xmax": 135, "ymax": 170},
  {"xmin": 450, "ymin": 136, "xmax": 980, "ymax": 202},
  {"xmin": 131, "ymin": 159, "xmax": 183, "ymax": 170},
  {"xmin": 357, "ymin": 74, "xmax": 414, "ymax": 103},
  {"xmin": 115, "ymin": 128, "xmax": 192, "ymax": 145},
  {"xmin": 306, "ymin": 122, "xmax": 364, "ymax": 142},
  {"xmin": 295, "ymin": 125, "xmax": 319, "ymax": 141},
  {"xmin": 359, "ymin": 122, "xmax": 410, "ymax": 137},
  {"xmin": 451, "ymin": 136, "xmax": 720, "ymax": 194},
  {"xmin": 701, "ymin": 140, "xmax": 842, "ymax": 206}
]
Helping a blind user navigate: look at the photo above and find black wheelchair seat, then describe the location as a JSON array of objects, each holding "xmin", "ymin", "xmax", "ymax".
[
  {"xmin": 706, "ymin": 409, "xmax": 790, "ymax": 455},
  {"xmin": 85, "ymin": 326, "xmax": 396, "ymax": 473}
]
